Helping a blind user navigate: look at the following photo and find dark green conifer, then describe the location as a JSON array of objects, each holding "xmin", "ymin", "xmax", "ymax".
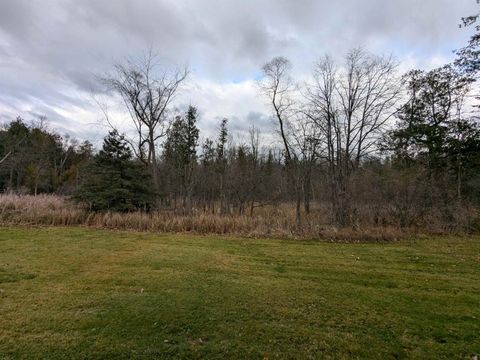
[{"xmin": 74, "ymin": 130, "xmax": 155, "ymax": 212}]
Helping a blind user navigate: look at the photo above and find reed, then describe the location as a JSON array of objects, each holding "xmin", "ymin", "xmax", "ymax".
[{"xmin": 0, "ymin": 194, "xmax": 478, "ymax": 241}]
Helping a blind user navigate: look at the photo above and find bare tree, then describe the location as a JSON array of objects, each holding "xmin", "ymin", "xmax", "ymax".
[
  {"xmin": 103, "ymin": 51, "xmax": 188, "ymax": 191},
  {"xmin": 260, "ymin": 57, "xmax": 296, "ymax": 161},
  {"xmin": 289, "ymin": 117, "xmax": 320, "ymax": 214},
  {"xmin": 260, "ymin": 57, "xmax": 311, "ymax": 226},
  {"xmin": 306, "ymin": 49, "xmax": 401, "ymax": 225}
]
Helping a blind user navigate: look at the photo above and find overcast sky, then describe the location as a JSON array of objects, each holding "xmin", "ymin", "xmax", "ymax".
[{"xmin": 0, "ymin": 0, "xmax": 477, "ymax": 146}]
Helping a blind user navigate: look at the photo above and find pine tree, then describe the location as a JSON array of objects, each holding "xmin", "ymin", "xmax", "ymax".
[
  {"xmin": 387, "ymin": 66, "xmax": 480, "ymax": 202},
  {"xmin": 216, "ymin": 118, "xmax": 229, "ymax": 214},
  {"xmin": 162, "ymin": 106, "xmax": 199, "ymax": 213},
  {"xmin": 74, "ymin": 130, "xmax": 155, "ymax": 212}
]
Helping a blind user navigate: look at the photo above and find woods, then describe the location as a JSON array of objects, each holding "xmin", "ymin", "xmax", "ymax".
[
  {"xmin": 1, "ymin": 10, "xmax": 480, "ymax": 235},
  {"xmin": 0, "ymin": 118, "xmax": 93, "ymax": 195},
  {"xmin": 1, "ymin": 47, "xmax": 480, "ymax": 234}
]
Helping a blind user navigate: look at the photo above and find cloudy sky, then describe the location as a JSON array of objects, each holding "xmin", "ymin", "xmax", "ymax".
[{"xmin": 0, "ymin": 0, "xmax": 477, "ymax": 145}]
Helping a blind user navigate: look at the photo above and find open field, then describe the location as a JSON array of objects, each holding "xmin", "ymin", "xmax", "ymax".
[{"xmin": 0, "ymin": 227, "xmax": 479, "ymax": 359}]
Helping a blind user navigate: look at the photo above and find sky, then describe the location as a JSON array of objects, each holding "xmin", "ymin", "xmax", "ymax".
[{"xmin": 0, "ymin": 0, "xmax": 478, "ymax": 146}]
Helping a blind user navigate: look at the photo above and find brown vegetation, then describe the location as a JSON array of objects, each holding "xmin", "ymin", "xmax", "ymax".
[{"xmin": 1, "ymin": 194, "xmax": 478, "ymax": 242}]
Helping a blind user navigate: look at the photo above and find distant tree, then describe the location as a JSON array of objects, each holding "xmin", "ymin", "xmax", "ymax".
[
  {"xmin": 456, "ymin": 1, "xmax": 480, "ymax": 77},
  {"xmin": 386, "ymin": 65, "xmax": 479, "ymax": 202},
  {"xmin": 305, "ymin": 50, "xmax": 401, "ymax": 225},
  {"xmin": 163, "ymin": 106, "xmax": 199, "ymax": 214},
  {"xmin": 0, "ymin": 117, "xmax": 97, "ymax": 195},
  {"xmin": 260, "ymin": 57, "xmax": 304, "ymax": 226},
  {"xmin": 0, "ymin": 118, "xmax": 30, "ymax": 191},
  {"xmin": 60, "ymin": 140, "xmax": 94, "ymax": 193},
  {"xmin": 25, "ymin": 127, "xmax": 57, "ymax": 195},
  {"xmin": 74, "ymin": 130, "xmax": 155, "ymax": 212},
  {"xmin": 216, "ymin": 118, "xmax": 229, "ymax": 215},
  {"xmin": 0, "ymin": 118, "xmax": 28, "ymax": 166},
  {"xmin": 197, "ymin": 138, "xmax": 217, "ymax": 213},
  {"xmin": 103, "ymin": 51, "xmax": 188, "ymax": 191},
  {"xmin": 230, "ymin": 126, "xmax": 262, "ymax": 215},
  {"xmin": 446, "ymin": 119, "xmax": 480, "ymax": 201}
]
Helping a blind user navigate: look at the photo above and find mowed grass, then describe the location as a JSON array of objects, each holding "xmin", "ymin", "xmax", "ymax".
[{"xmin": 0, "ymin": 228, "xmax": 479, "ymax": 359}]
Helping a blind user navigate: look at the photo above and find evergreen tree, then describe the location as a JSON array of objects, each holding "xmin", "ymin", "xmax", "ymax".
[
  {"xmin": 388, "ymin": 66, "xmax": 473, "ymax": 168},
  {"xmin": 0, "ymin": 117, "xmax": 85, "ymax": 194},
  {"xmin": 386, "ymin": 66, "xmax": 480, "ymax": 202},
  {"xmin": 164, "ymin": 106, "xmax": 199, "ymax": 172},
  {"xmin": 456, "ymin": 3, "xmax": 480, "ymax": 77},
  {"xmin": 74, "ymin": 130, "xmax": 155, "ymax": 212},
  {"xmin": 198, "ymin": 138, "xmax": 217, "ymax": 212},
  {"xmin": 162, "ymin": 106, "xmax": 199, "ymax": 213},
  {"xmin": 216, "ymin": 118, "xmax": 229, "ymax": 214}
]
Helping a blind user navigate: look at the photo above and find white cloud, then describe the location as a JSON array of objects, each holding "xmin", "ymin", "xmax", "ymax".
[{"xmin": 0, "ymin": 0, "xmax": 477, "ymax": 146}]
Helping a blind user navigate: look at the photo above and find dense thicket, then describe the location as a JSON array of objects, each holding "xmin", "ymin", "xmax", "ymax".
[{"xmin": 0, "ymin": 118, "xmax": 93, "ymax": 195}]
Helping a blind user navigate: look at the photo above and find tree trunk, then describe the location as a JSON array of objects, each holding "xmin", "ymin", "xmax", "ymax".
[
  {"xmin": 219, "ymin": 173, "xmax": 227, "ymax": 215},
  {"xmin": 185, "ymin": 194, "xmax": 192, "ymax": 216},
  {"xmin": 335, "ymin": 180, "xmax": 351, "ymax": 227},
  {"xmin": 457, "ymin": 155, "xmax": 462, "ymax": 203},
  {"xmin": 9, "ymin": 167, "xmax": 13, "ymax": 191},
  {"xmin": 304, "ymin": 173, "xmax": 311, "ymax": 214},
  {"xmin": 295, "ymin": 187, "xmax": 302, "ymax": 228},
  {"xmin": 184, "ymin": 181, "xmax": 194, "ymax": 216},
  {"xmin": 149, "ymin": 131, "xmax": 159, "ymax": 192}
]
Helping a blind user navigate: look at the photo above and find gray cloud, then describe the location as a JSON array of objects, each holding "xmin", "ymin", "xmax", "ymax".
[{"xmin": 0, "ymin": 0, "xmax": 477, "ymax": 142}]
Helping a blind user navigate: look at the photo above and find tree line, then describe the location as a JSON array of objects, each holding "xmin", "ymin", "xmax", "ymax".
[
  {"xmin": 1, "ymin": 8, "xmax": 480, "ymax": 229},
  {"xmin": 0, "ymin": 117, "xmax": 93, "ymax": 195}
]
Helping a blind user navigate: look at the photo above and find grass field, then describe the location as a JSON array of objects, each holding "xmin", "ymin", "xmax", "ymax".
[{"xmin": 0, "ymin": 228, "xmax": 479, "ymax": 359}]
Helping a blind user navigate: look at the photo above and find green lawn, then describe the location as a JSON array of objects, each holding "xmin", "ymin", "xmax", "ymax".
[{"xmin": 0, "ymin": 228, "xmax": 479, "ymax": 359}]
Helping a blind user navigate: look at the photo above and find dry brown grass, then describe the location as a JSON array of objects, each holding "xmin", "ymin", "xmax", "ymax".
[{"xmin": 0, "ymin": 194, "xmax": 478, "ymax": 242}]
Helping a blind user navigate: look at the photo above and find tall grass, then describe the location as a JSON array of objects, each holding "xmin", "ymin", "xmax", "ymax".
[{"xmin": 0, "ymin": 194, "xmax": 478, "ymax": 241}]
